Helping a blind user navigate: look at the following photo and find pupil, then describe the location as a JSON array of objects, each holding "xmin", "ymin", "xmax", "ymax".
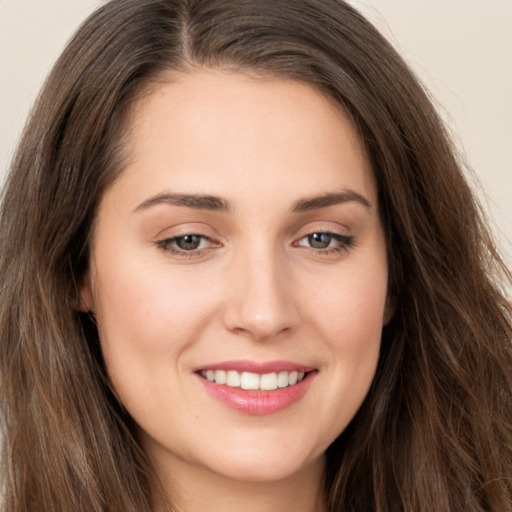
[
  {"xmin": 309, "ymin": 233, "xmax": 331, "ymax": 249},
  {"xmin": 177, "ymin": 235, "xmax": 201, "ymax": 250}
]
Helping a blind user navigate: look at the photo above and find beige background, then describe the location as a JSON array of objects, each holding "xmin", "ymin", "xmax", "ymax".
[{"xmin": 1, "ymin": 0, "xmax": 511, "ymax": 265}]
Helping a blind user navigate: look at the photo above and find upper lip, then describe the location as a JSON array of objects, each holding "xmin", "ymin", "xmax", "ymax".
[{"xmin": 194, "ymin": 359, "xmax": 315, "ymax": 374}]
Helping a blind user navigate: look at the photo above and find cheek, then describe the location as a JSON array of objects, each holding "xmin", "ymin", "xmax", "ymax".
[
  {"xmin": 331, "ymin": 266, "xmax": 387, "ymax": 372},
  {"xmin": 94, "ymin": 257, "xmax": 214, "ymax": 345},
  {"xmin": 91, "ymin": 258, "xmax": 219, "ymax": 402},
  {"xmin": 306, "ymin": 255, "xmax": 388, "ymax": 341},
  {"xmin": 303, "ymin": 258, "xmax": 387, "ymax": 434}
]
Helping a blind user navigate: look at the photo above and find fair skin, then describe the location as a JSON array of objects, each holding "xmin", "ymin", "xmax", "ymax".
[{"xmin": 81, "ymin": 68, "xmax": 390, "ymax": 512}]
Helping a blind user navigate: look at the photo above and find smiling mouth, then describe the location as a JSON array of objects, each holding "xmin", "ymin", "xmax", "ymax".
[
  {"xmin": 196, "ymin": 366, "xmax": 317, "ymax": 414},
  {"xmin": 199, "ymin": 369, "xmax": 308, "ymax": 391}
]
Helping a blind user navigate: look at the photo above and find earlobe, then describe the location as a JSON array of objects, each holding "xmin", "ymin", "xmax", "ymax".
[{"xmin": 78, "ymin": 271, "xmax": 94, "ymax": 313}]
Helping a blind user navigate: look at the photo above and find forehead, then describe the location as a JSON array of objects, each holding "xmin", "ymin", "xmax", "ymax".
[{"xmin": 111, "ymin": 68, "xmax": 376, "ymax": 210}]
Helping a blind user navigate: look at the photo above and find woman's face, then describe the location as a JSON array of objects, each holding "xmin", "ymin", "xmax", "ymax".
[{"xmin": 81, "ymin": 69, "xmax": 390, "ymax": 485}]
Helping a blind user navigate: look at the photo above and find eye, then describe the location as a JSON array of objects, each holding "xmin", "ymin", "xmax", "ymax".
[
  {"xmin": 156, "ymin": 234, "xmax": 215, "ymax": 255},
  {"xmin": 296, "ymin": 232, "xmax": 354, "ymax": 253},
  {"xmin": 306, "ymin": 233, "xmax": 335, "ymax": 249},
  {"xmin": 173, "ymin": 234, "xmax": 205, "ymax": 251}
]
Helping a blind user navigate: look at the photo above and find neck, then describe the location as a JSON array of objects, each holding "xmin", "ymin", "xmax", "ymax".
[{"xmin": 152, "ymin": 454, "xmax": 327, "ymax": 512}]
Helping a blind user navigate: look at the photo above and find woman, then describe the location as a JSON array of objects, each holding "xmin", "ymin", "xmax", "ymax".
[{"xmin": 0, "ymin": 1, "xmax": 510, "ymax": 511}]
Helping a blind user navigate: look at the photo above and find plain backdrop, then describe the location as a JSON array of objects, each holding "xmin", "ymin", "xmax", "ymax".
[{"xmin": 1, "ymin": 0, "xmax": 511, "ymax": 266}]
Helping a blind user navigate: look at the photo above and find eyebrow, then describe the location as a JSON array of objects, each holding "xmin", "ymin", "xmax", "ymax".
[
  {"xmin": 134, "ymin": 193, "xmax": 232, "ymax": 213},
  {"xmin": 134, "ymin": 189, "xmax": 372, "ymax": 214},
  {"xmin": 291, "ymin": 190, "xmax": 372, "ymax": 212}
]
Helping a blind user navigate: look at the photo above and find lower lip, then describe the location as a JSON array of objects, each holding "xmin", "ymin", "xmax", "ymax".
[{"xmin": 197, "ymin": 372, "xmax": 316, "ymax": 415}]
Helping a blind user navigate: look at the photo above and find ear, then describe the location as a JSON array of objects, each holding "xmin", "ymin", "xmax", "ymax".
[{"xmin": 78, "ymin": 270, "xmax": 95, "ymax": 313}]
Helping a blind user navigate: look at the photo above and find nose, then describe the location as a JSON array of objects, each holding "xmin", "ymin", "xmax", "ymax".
[{"xmin": 222, "ymin": 245, "xmax": 300, "ymax": 341}]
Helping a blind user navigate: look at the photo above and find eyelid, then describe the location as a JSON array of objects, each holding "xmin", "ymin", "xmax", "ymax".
[
  {"xmin": 295, "ymin": 231, "xmax": 354, "ymax": 247},
  {"xmin": 291, "ymin": 222, "xmax": 356, "ymax": 256},
  {"xmin": 153, "ymin": 222, "xmax": 355, "ymax": 259},
  {"xmin": 161, "ymin": 234, "xmax": 211, "ymax": 248},
  {"xmin": 292, "ymin": 221, "xmax": 351, "ymax": 240},
  {"xmin": 152, "ymin": 220, "xmax": 219, "ymax": 239},
  {"xmin": 297, "ymin": 231, "xmax": 353, "ymax": 244},
  {"xmin": 155, "ymin": 229, "xmax": 222, "ymax": 258}
]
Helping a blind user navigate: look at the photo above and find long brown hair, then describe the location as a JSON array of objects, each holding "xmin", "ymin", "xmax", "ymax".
[{"xmin": 1, "ymin": 1, "xmax": 510, "ymax": 511}]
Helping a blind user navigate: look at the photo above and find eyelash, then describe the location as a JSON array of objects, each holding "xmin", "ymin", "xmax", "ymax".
[
  {"xmin": 295, "ymin": 232, "xmax": 355, "ymax": 255},
  {"xmin": 156, "ymin": 234, "xmax": 216, "ymax": 258},
  {"xmin": 156, "ymin": 231, "xmax": 355, "ymax": 258}
]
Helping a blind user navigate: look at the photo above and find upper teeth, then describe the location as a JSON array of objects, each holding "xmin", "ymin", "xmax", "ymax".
[{"xmin": 200, "ymin": 370, "xmax": 306, "ymax": 390}]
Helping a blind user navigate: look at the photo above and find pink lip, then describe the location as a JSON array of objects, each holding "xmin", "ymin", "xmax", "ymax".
[
  {"xmin": 194, "ymin": 361, "xmax": 317, "ymax": 415},
  {"xmin": 194, "ymin": 359, "xmax": 314, "ymax": 374}
]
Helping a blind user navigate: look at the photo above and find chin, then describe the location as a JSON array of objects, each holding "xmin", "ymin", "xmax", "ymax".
[
  {"xmin": 209, "ymin": 455, "xmax": 323, "ymax": 484},
  {"xmin": 194, "ymin": 432, "xmax": 326, "ymax": 484}
]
